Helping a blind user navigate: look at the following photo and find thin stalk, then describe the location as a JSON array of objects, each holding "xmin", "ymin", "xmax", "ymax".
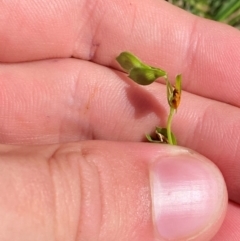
[
  {"xmin": 167, "ymin": 107, "xmax": 175, "ymax": 145},
  {"xmin": 214, "ymin": 0, "xmax": 240, "ymax": 21}
]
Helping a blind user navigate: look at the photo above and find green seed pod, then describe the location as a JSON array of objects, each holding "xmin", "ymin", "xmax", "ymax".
[
  {"xmin": 129, "ymin": 67, "xmax": 166, "ymax": 85},
  {"xmin": 116, "ymin": 52, "xmax": 149, "ymax": 73}
]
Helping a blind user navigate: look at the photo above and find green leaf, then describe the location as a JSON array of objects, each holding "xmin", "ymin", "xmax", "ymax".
[
  {"xmin": 175, "ymin": 74, "xmax": 182, "ymax": 94},
  {"xmin": 116, "ymin": 52, "xmax": 149, "ymax": 73},
  {"xmin": 146, "ymin": 127, "xmax": 177, "ymax": 145},
  {"xmin": 146, "ymin": 134, "xmax": 166, "ymax": 143},
  {"xmin": 146, "ymin": 134, "xmax": 156, "ymax": 142},
  {"xmin": 129, "ymin": 67, "xmax": 166, "ymax": 85},
  {"xmin": 156, "ymin": 127, "xmax": 177, "ymax": 145}
]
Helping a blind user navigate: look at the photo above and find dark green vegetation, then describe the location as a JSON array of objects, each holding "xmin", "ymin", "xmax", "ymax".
[{"xmin": 167, "ymin": 0, "xmax": 240, "ymax": 29}]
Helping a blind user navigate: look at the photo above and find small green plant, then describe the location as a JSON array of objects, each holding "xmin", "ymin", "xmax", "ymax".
[{"xmin": 116, "ymin": 52, "xmax": 182, "ymax": 145}]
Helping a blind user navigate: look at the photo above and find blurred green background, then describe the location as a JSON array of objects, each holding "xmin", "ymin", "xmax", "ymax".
[{"xmin": 167, "ymin": 0, "xmax": 240, "ymax": 29}]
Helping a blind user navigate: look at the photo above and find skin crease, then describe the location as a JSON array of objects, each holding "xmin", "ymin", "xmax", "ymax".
[{"xmin": 0, "ymin": 0, "xmax": 239, "ymax": 240}]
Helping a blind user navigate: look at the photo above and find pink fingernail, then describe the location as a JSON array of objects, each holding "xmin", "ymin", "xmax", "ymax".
[{"xmin": 150, "ymin": 156, "xmax": 225, "ymax": 240}]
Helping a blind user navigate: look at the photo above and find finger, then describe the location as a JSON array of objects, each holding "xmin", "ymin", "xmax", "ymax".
[
  {"xmin": 175, "ymin": 92, "xmax": 240, "ymax": 204},
  {"xmin": 1, "ymin": 0, "xmax": 240, "ymax": 107},
  {"xmin": 0, "ymin": 59, "xmax": 168, "ymax": 145},
  {"xmin": 0, "ymin": 59, "xmax": 239, "ymax": 204},
  {"xmin": 0, "ymin": 0, "xmax": 77, "ymax": 62},
  {"xmin": 0, "ymin": 141, "xmax": 227, "ymax": 241},
  {"xmin": 212, "ymin": 202, "xmax": 240, "ymax": 241}
]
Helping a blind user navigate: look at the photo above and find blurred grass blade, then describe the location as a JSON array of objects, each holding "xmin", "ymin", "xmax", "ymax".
[
  {"xmin": 214, "ymin": 0, "xmax": 240, "ymax": 21},
  {"xmin": 168, "ymin": 0, "xmax": 240, "ymax": 29},
  {"xmin": 228, "ymin": 11, "xmax": 240, "ymax": 27}
]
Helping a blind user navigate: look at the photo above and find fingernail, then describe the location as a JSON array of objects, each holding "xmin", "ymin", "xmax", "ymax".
[{"xmin": 150, "ymin": 155, "xmax": 226, "ymax": 240}]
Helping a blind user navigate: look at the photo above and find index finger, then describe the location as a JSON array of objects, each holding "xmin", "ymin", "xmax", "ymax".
[{"xmin": 0, "ymin": 0, "xmax": 240, "ymax": 106}]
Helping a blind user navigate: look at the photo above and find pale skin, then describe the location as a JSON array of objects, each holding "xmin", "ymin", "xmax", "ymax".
[{"xmin": 0, "ymin": 0, "xmax": 240, "ymax": 240}]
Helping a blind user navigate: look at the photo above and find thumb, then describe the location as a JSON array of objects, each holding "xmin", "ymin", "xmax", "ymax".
[{"xmin": 0, "ymin": 141, "xmax": 227, "ymax": 241}]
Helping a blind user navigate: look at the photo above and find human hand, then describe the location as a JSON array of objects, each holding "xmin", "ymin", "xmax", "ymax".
[{"xmin": 0, "ymin": 0, "xmax": 239, "ymax": 240}]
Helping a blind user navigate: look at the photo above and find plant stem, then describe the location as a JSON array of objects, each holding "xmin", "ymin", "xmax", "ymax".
[{"xmin": 167, "ymin": 107, "xmax": 175, "ymax": 145}]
